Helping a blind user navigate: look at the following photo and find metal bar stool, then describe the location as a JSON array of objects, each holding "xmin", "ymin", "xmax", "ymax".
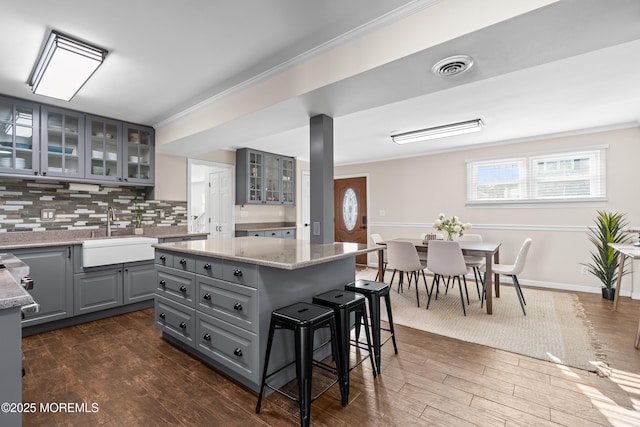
[
  {"xmin": 312, "ymin": 290, "xmax": 377, "ymax": 403},
  {"xmin": 344, "ymin": 279, "xmax": 398, "ymax": 374},
  {"xmin": 256, "ymin": 302, "xmax": 347, "ymax": 427}
]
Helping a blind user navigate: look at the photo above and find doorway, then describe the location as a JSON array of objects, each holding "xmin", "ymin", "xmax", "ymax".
[
  {"xmin": 188, "ymin": 159, "xmax": 234, "ymax": 238},
  {"xmin": 334, "ymin": 176, "xmax": 367, "ymax": 265}
]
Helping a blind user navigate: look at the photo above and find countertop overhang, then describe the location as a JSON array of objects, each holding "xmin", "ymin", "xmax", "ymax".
[
  {"xmin": 154, "ymin": 236, "xmax": 380, "ymax": 270},
  {"xmin": 0, "ymin": 253, "xmax": 34, "ymax": 310}
]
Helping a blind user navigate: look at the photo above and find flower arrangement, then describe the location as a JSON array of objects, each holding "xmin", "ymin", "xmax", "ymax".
[{"xmin": 433, "ymin": 213, "xmax": 472, "ymax": 240}]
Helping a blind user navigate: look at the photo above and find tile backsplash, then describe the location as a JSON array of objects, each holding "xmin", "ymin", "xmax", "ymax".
[{"xmin": 0, "ymin": 179, "xmax": 187, "ymax": 232}]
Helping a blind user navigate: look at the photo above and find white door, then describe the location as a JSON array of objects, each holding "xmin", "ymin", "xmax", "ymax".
[
  {"xmin": 209, "ymin": 169, "xmax": 233, "ymax": 238},
  {"xmin": 301, "ymin": 171, "xmax": 310, "ymax": 240}
]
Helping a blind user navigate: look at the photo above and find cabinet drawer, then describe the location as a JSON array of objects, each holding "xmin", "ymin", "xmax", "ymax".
[
  {"xmin": 156, "ymin": 266, "xmax": 196, "ymax": 307},
  {"xmin": 222, "ymin": 261, "xmax": 257, "ymax": 287},
  {"xmin": 264, "ymin": 229, "xmax": 282, "ymax": 238},
  {"xmin": 195, "ymin": 257, "xmax": 223, "ymax": 279},
  {"xmin": 155, "ymin": 295, "xmax": 195, "ymax": 348},
  {"xmin": 155, "ymin": 251, "xmax": 173, "ymax": 267},
  {"xmin": 281, "ymin": 228, "xmax": 296, "ymax": 239},
  {"xmin": 196, "ymin": 311, "xmax": 258, "ymax": 383},
  {"xmin": 173, "ymin": 254, "xmax": 195, "ymax": 272},
  {"xmin": 197, "ymin": 277, "xmax": 257, "ymax": 332}
]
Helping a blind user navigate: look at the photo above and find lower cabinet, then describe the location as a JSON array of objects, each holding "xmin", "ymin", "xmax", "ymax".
[
  {"xmin": 13, "ymin": 246, "xmax": 73, "ymax": 327},
  {"xmin": 235, "ymin": 227, "xmax": 296, "ymax": 239},
  {"xmin": 73, "ymin": 260, "xmax": 156, "ymax": 316}
]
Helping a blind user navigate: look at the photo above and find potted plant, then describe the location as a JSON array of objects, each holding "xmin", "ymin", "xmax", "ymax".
[
  {"xmin": 582, "ymin": 211, "xmax": 630, "ymax": 300},
  {"xmin": 133, "ymin": 197, "xmax": 144, "ymax": 235}
]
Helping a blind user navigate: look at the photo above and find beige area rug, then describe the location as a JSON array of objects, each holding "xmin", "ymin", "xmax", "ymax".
[{"xmin": 357, "ymin": 269, "xmax": 608, "ymax": 374}]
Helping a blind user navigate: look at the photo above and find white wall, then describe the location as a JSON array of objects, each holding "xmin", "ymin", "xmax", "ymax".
[{"xmin": 335, "ymin": 126, "xmax": 640, "ymax": 295}]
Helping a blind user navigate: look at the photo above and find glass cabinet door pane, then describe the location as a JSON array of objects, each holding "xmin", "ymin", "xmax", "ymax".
[
  {"xmin": 249, "ymin": 151, "xmax": 263, "ymax": 202},
  {"xmin": 265, "ymin": 154, "xmax": 280, "ymax": 202}
]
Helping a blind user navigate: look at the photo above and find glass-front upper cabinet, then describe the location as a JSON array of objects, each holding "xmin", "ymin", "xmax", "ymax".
[
  {"xmin": 264, "ymin": 153, "xmax": 280, "ymax": 204},
  {"xmin": 86, "ymin": 115, "xmax": 121, "ymax": 182},
  {"xmin": 40, "ymin": 106, "xmax": 84, "ymax": 178},
  {"xmin": 0, "ymin": 96, "xmax": 39, "ymax": 175},
  {"xmin": 123, "ymin": 123, "xmax": 154, "ymax": 185},
  {"xmin": 248, "ymin": 150, "xmax": 263, "ymax": 203},
  {"xmin": 281, "ymin": 157, "xmax": 295, "ymax": 204}
]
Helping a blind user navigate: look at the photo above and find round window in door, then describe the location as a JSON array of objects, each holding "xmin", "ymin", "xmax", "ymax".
[{"xmin": 342, "ymin": 188, "xmax": 358, "ymax": 231}]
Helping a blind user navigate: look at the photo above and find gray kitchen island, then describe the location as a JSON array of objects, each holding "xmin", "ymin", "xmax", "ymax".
[{"xmin": 153, "ymin": 236, "xmax": 378, "ymax": 392}]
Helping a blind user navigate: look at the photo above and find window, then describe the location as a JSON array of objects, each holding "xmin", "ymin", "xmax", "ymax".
[{"xmin": 467, "ymin": 147, "xmax": 606, "ymax": 205}]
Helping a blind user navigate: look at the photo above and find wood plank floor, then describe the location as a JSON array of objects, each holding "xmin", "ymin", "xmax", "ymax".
[{"xmin": 21, "ymin": 286, "xmax": 640, "ymax": 426}]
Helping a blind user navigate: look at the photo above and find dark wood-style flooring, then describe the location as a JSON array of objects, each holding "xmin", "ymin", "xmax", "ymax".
[{"xmin": 21, "ymin": 286, "xmax": 640, "ymax": 426}]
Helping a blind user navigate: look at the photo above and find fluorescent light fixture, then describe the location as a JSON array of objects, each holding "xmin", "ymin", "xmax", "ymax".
[
  {"xmin": 29, "ymin": 31, "xmax": 107, "ymax": 101},
  {"xmin": 391, "ymin": 119, "xmax": 484, "ymax": 144}
]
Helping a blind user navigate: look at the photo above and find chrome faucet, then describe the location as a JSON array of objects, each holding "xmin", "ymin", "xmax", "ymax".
[{"xmin": 106, "ymin": 206, "xmax": 116, "ymax": 237}]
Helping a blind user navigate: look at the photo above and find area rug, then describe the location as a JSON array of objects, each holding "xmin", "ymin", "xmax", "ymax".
[{"xmin": 356, "ymin": 269, "xmax": 608, "ymax": 374}]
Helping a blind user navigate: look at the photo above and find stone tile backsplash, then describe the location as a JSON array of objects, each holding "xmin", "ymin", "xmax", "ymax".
[{"xmin": 0, "ymin": 179, "xmax": 187, "ymax": 232}]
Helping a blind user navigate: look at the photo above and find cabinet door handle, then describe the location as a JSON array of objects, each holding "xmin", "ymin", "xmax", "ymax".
[
  {"xmin": 233, "ymin": 348, "xmax": 243, "ymax": 357},
  {"xmin": 233, "ymin": 269, "xmax": 243, "ymax": 277},
  {"xmin": 159, "ymin": 312, "xmax": 165, "ymax": 320},
  {"xmin": 180, "ymin": 259, "xmax": 187, "ymax": 265},
  {"xmin": 203, "ymin": 333, "xmax": 211, "ymax": 341},
  {"xmin": 203, "ymin": 293, "xmax": 212, "ymax": 301},
  {"xmin": 160, "ymin": 255, "xmax": 166, "ymax": 262},
  {"xmin": 159, "ymin": 280, "xmax": 166, "ymax": 287},
  {"xmin": 179, "ymin": 285, "xmax": 187, "ymax": 292},
  {"xmin": 233, "ymin": 303, "xmax": 243, "ymax": 311},
  {"xmin": 179, "ymin": 322, "xmax": 187, "ymax": 329},
  {"xmin": 203, "ymin": 263, "xmax": 212, "ymax": 270}
]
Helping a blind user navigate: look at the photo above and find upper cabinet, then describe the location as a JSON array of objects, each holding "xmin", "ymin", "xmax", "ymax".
[
  {"xmin": 0, "ymin": 95, "xmax": 154, "ymax": 186},
  {"xmin": 236, "ymin": 148, "xmax": 295, "ymax": 205},
  {"xmin": 0, "ymin": 95, "xmax": 40, "ymax": 176},
  {"xmin": 123, "ymin": 123, "xmax": 154, "ymax": 185},
  {"xmin": 40, "ymin": 106, "xmax": 84, "ymax": 178}
]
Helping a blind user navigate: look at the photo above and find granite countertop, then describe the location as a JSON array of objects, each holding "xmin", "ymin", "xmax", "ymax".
[
  {"xmin": 0, "ymin": 227, "xmax": 209, "ymax": 250},
  {"xmin": 154, "ymin": 236, "xmax": 378, "ymax": 270},
  {"xmin": 0, "ymin": 253, "xmax": 34, "ymax": 310},
  {"xmin": 235, "ymin": 222, "xmax": 297, "ymax": 231}
]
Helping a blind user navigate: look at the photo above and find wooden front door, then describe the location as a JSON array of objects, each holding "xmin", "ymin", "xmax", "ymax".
[{"xmin": 334, "ymin": 177, "xmax": 367, "ymax": 265}]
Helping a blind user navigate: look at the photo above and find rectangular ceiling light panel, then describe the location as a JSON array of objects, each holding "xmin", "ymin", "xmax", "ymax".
[
  {"xmin": 391, "ymin": 119, "xmax": 484, "ymax": 144},
  {"xmin": 30, "ymin": 31, "xmax": 107, "ymax": 101}
]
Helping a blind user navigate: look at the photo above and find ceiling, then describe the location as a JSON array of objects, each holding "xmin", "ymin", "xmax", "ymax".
[{"xmin": 2, "ymin": 0, "xmax": 640, "ymax": 165}]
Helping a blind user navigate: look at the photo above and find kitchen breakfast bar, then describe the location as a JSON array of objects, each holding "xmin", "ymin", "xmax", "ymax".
[{"xmin": 152, "ymin": 237, "xmax": 378, "ymax": 393}]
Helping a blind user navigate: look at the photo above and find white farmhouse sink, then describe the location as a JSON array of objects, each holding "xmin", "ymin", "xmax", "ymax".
[{"xmin": 82, "ymin": 237, "xmax": 158, "ymax": 267}]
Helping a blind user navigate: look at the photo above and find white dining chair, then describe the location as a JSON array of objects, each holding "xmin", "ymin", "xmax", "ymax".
[
  {"xmin": 426, "ymin": 240, "xmax": 470, "ymax": 316},
  {"xmin": 386, "ymin": 240, "xmax": 429, "ymax": 307},
  {"xmin": 455, "ymin": 233, "xmax": 484, "ymax": 299},
  {"xmin": 482, "ymin": 238, "xmax": 532, "ymax": 315},
  {"xmin": 371, "ymin": 233, "xmax": 388, "ymax": 281}
]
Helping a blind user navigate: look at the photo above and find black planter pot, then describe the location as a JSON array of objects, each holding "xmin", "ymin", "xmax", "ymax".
[{"xmin": 602, "ymin": 287, "xmax": 616, "ymax": 300}]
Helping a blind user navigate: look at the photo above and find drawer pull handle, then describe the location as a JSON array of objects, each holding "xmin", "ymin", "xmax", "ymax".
[
  {"xmin": 160, "ymin": 255, "xmax": 166, "ymax": 261},
  {"xmin": 180, "ymin": 259, "xmax": 187, "ymax": 265},
  {"xmin": 159, "ymin": 312, "xmax": 166, "ymax": 320},
  {"xmin": 179, "ymin": 285, "xmax": 187, "ymax": 292},
  {"xmin": 233, "ymin": 303, "xmax": 243, "ymax": 311},
  {"xmin": 179, "ymin": 322, "xmax": 187, "ymax": 329},
  {"xmin": 203, "ymin": 293, "xmax": 212, "ymax": 301},
  {"xmin": 159, "ymin": 280, "xmax": 166, "ymax": 287},
  {"xmin": 233, "ymin": 269, "xmax": 243, "ymax": 277},
  {"xmin": 203, "ymin": 333, "xmax": 211, "ymax": 341},
  {"xmin": 233, "ymin": 348, "xmax": 243, "ymax": 357},
  {"xmin": 203, "ymin": 263, "xmax": 212, "ymax": 270}
]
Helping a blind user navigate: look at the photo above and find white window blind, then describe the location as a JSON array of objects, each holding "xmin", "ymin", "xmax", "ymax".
[{"xmin": 467, "ymin": 146, "xmax": 606, "ymax": 205}]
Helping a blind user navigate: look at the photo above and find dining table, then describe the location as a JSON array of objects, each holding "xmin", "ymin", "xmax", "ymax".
[
  {"xmin": 377, "ymin": 238, "xmax": 501, "ymax": 314},
  {"xmin": 609, "ymin": 243, "xmax": 640, "ymax": 348}
]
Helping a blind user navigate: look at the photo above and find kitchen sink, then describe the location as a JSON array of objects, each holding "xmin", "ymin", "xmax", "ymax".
[{"xmin": 82, "ymin": 237, "xmax": 158, "ymax": 267}]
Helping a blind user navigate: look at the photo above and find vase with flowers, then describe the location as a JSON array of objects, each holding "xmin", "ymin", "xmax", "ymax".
[{"xmin": 433, "ymin": 213, "xmax": 472, "ymax": 240}]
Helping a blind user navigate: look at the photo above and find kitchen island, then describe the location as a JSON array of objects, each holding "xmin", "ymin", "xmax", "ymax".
[{"xmin": 153, "ymin": 237, "xmax": 378, "ymax": 392}]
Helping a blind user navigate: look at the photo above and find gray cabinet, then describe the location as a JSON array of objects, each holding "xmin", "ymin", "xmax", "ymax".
[
  {"xmin": 74, "ymin": 260, "xmax": 156, "ymax": 315},
  {"xmin": 235, "ymin": 228, "xmax": 296, "ymax": 239},
  {"xmin": 236, "ymin": 148, "xmax": 295, "ymax": 205},
  {"xmin": 158, "ymin": 234, "xmax": 208, "ymax": 243},
  {"xmin": 40, "ymin": 105, "xmax": 85, "ymax": 178},
  {"xmin": 85, "ymin": 115, "xmax": 122, "ymax": 182},
  {"xmin": 122, "ymin": 123, "xmax": 154, "ymax": 185},
  {"xmin": 13, "ymin": 246, "xmax": 73, "ymax": 327},
  {"xmin": 0, "ymin": 95, "xmax": 40, "ymax": 176}
]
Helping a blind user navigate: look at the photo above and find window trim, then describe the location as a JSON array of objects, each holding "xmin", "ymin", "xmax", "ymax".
[{"xmin": 466, "ymin": 145, "xmax": 608, "ymax": 207}]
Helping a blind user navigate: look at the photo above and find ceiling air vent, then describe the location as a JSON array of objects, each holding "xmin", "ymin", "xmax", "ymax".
[{"xmin": 432, "ymin": 55, "xmax": 474, "ymax": 77}]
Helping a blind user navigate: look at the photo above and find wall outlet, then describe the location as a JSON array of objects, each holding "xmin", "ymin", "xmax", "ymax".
[
  {"xmin": 40, "ymin": 209, "xmax": 55, "ymax": 221},
  {"xmin": 581, "ymin": 265, "xmax": 590, "ymax": 275}
]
